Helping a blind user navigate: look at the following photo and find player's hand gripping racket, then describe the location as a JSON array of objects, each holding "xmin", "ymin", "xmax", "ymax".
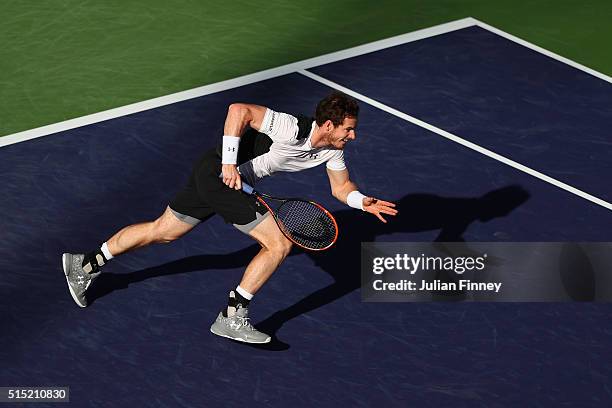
[{"xmin": 241, "ymin": 182, "xmax": 338, "ymax": 251}]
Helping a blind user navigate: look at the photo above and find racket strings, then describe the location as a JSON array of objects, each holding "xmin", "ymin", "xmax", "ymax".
[{"xmin": 275, "ymin": 200, "xmax": 336, "ymax": 250}]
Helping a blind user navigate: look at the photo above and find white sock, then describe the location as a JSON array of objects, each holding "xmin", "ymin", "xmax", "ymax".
[
  {"xmin": 101, "ymin": 242, "xmax": 114, "ymax": 260},
  {"xmin": 236, "ymin": 285, "xmax": 254, "ymax": 300}
]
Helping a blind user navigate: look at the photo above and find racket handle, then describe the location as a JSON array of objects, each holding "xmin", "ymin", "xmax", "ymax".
[
  {"xmin": 218, "ymin": 172, "xmax": 254, "ymax": 194},
  {"xmin": 241, "ymin": 182, "xmax": 254, "ymax": 194}
]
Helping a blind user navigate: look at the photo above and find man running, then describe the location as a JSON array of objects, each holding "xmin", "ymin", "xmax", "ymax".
[{"xmin": 62, "ymin": 91, "xmax": 398, "ymax": 343}]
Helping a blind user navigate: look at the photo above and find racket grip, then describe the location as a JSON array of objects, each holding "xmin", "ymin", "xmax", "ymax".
[
  {"xmin": 218, "ymin": 172, "xmax": 254, "ymax": 194},
  {"xmin": 241, "ymin": 183, "xmax": 254, "ymax": 194}
]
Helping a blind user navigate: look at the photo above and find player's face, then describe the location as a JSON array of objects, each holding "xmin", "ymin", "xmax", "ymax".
[{"xmin": 329, "ymin": 117, "xmax": 357, "ymax": 149}]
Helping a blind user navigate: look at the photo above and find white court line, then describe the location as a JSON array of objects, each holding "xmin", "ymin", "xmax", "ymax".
[
  {"xmin": 299, "ymin": 69, "xmax": 612, "ymax": 212},
  {"xmin": 2, "ymin": 17, "xmax": 610, "ymax": 211},
  {"xmin": 0, "ymin": 18, "xmax": 476, "ymax": 148},
  {"xmin": 473, "ymin": 18, "xmax": 612, "ymax": 84}
]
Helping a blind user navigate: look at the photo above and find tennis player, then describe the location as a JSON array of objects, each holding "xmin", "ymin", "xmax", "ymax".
[{"xmin": 62, "ymin": 91, "xmax": 398, "ymax": 344}]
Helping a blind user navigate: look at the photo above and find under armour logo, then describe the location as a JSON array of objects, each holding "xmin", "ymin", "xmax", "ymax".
[
  {"xmin": 227, "ymin": 147, "xmax": 236, "ymax": 152},
  {"xmin": 309, "ymin": 153, "xmax": 319, "ymax": 159}
]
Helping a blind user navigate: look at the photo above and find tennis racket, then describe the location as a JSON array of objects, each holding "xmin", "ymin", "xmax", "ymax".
[{"xmin": 241, "ymin": 182, "xmax": 338, "ymax": 251}]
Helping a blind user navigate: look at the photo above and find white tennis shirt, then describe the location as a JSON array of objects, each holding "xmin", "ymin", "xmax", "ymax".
[{"xmin": 238, "ymin": 109, "xmax": 347, "ymax": 184}]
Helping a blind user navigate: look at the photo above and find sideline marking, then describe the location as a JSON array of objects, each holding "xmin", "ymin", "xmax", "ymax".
[{"xmin": 299, "ymin": 69, "xmax": 612, "ymax": 212}]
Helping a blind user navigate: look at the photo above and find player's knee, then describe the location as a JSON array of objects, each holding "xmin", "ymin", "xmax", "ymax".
[{"xmin": 267, "ymin": 236, "xmax": 292, "ymax": 260}]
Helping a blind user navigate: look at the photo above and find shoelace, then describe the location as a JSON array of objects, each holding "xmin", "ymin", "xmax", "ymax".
[{"xmin": 234, "ymin": 315, "xmax": 255, "ymax": 331}]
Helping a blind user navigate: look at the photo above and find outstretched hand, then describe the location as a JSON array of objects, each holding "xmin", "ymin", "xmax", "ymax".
[{"xmin": 363, "ymin": 197, "xmax": 398, "ymax": 223}]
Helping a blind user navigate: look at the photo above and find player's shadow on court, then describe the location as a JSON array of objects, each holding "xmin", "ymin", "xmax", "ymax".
[
  {"xmin": 88, "ymin": 246, "xmax": 261, "ymax": 303},
  {"xmin": 255, "ymin": 184, "xmax": 530, "ymax": 347},
  {"xmin": 89, "ymin": 185, "xmax": 529, "ymax": 350}
]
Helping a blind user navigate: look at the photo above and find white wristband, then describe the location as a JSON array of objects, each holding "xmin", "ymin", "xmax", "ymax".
[
  {"xmin": 221, "ymin": 135, "xmax": 240, "ymax": 164},
  {"xmin": 347, "ymin": 190, "xmax": 366, "ymax": 211}
]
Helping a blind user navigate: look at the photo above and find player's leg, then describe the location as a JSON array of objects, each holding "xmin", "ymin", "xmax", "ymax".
[
  {"xmin": 62, "ymin": 149, "xmax": 216, "ymax": 309},
  {"xmin": 106, "ymin": 206, "xmax": 197, "ymax": 256},
  {"xmin": 237, "ymin": 214, "xmax": 292, "ymax": 295},
  {"xmin": 210, "ymin": 211, "xmax": 292, "ymax": 344},
  {"xmin": 62, "ymin": 206, "xmax": 201, "ymax": 307}
]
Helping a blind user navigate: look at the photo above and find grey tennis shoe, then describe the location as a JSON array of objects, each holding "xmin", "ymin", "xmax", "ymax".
[
  {"xmin": 210, "ymin": 306, "xmax": 271, "ymax": 344},
  {"xmin": 62, "ymin": 253, "xmax": 100, "ymax": 308}
]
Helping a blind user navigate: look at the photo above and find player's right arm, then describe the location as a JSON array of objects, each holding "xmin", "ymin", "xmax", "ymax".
[{"xmin": 221, "ymin": 103, "xmax": 268, "ymax": 190}]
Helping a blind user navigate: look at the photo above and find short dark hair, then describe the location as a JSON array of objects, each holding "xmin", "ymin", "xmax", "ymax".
[{"xmin": 315, "ymin": 91, "xmax": 359, "ymax": 126}]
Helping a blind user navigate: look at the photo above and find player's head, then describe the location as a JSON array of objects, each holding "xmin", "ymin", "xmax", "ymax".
[{"xmin": 315, "ymin": 91, "xmax": 359, "ymax": 149}]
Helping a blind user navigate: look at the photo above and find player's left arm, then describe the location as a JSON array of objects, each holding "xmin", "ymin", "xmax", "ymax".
[
  {"xmin": 326, "ymin": 168, "xmax": 398, "ymax": 223},
  {"xmin": 221, "ymin": 103, "xmax": 268, "ymax": 190}
]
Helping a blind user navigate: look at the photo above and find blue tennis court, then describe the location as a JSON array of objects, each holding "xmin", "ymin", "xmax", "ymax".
[{"xmin": 2, "ymin": 23, "xmax": 611, "ymax": 407}]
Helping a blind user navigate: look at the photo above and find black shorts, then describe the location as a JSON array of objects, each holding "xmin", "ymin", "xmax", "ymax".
[{"xmin": 169, "ymin": 148, "xmax": 268, "ymax": 230}]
